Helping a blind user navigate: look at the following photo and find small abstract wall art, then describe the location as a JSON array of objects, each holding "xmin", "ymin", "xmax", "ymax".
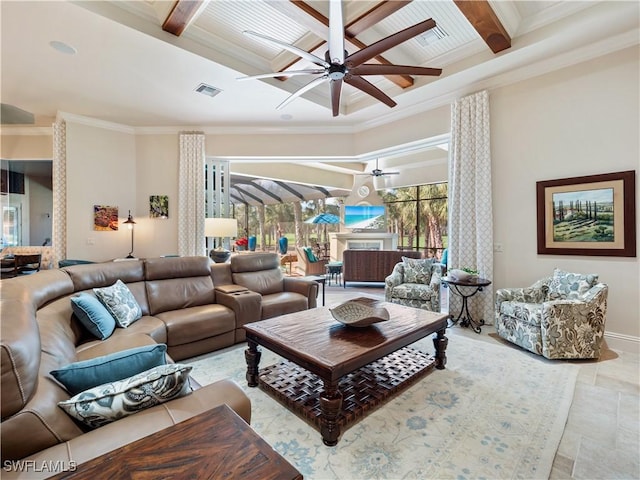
[
  {"xmin": 94, "ymin": 205, "xmax": 119, "ymax": 231},
  {"xmin": 150, "ymin": 195, "xmax": 169, "ymax": 218}
]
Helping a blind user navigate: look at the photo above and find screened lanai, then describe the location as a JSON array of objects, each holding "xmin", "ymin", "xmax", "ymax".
[{"xmin": 227, "ymin": 174, "xmax": 351, "ymax": 206}]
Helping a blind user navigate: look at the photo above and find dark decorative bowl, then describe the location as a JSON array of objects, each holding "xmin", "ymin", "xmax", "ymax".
[{"xmin": 209, "ymin": 249, "xmax": 231, "ymax": 263}]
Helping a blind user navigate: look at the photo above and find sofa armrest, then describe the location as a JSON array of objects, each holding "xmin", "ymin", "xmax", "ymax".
[
  {"xmin": 215, "ymin": 288, "xmax": 262, "ymax": 334},
  {"xmin": 283, "ymin": 277, "xmax": 318, "ymax": 309},
  {"xmin": 540, "ymin": 286, "xmax": 608, "ymax": 359},
  {"xmin": 385, "ymin": 263, "xmax": 404, "ymax": 288}
]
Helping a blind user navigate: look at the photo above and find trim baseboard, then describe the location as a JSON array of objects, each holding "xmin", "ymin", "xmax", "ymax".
[{"xmin": 604, "ymin": 331, "xmax": 640, "ymax": 354}]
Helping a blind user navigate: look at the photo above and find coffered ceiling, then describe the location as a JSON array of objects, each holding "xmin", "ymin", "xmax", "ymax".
[{"xmin": 2, "ymin": 1, "xmax": 637, "ymax": 130}]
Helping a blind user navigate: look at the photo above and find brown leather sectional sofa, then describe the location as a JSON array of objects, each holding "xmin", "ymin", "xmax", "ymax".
[{"xmin": 1, "ymin": 253, "xmax": 318, "ymax": 478}]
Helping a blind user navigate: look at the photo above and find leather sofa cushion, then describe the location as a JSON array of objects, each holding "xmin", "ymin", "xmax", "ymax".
[
  {"xmin": 261, "ymin": 292, "xmax": 308, "ymax": 320},
  {"xmin": 231, "ymin": 252, "xmax": 279, "ymax": 273},
  {"xmin": 75, "ymin": 333, "xmax": 159, "ymax": 361},
  {"xmin": 146, "ymin": 277, "xmax": 214, "ymax": 315},
  {"xmin": 13, "ymin": 269, "xmax": 74, "ymax": 309},
  {"xmin": 156, "ymin": 304, "xmax": 235, "ymax": 346},
  {"xmin": 144, "ymin": 256, "xmax": 210, "ymax": 280},
  {"xmin": 63, "ymin": 261, "xmax": 145, "ymax": 292},
  {"xmin": 233, "ymin": 270, "xmax": 283, "ymax": 296}
]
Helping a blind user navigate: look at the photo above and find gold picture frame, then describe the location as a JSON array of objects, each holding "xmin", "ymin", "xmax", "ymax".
[{"xmin": 536, "ymin": 170, "xmax": 636, "ymax": 257}]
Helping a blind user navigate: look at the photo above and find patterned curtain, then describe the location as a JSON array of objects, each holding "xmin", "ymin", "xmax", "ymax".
[
  {"xmin": 448, "ymin": 90, "xmax": 494, "ymax": 324},
  {"xmin": 52, "ymin": 119, "xmax": 67, "ymax": 267},
  {"xmin": 178, "ymin": 132, "xmax": 206, "ymax": 256}
]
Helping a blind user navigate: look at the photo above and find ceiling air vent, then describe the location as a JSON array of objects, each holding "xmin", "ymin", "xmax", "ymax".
[
  {"xmin": 416, "ymin": 25, "xmax": 448, "ymax": 47},
  {"xmin": 195, "ymin": 83, "xmax": 222, "ymax": 98}
]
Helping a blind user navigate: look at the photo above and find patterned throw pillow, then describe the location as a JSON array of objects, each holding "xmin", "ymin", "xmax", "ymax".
[
  {"xmin": 50, "ymin": 344, "xmax": 168, "ymax": 395},
  {"xmin": 94, "ymin": 279, "xmax": 142, "ymax": 328},
  {"xmin": 70, "ymin": 293, "xmax": 116, "ymax": 340},
  {"xmin": 402, "ymin": 257, "xmax": 434, "ymax": 284},
  {"xmin": 58, "ymin": 363, "xmax": 193, "ymax": 429},
  {"xmin": 548, "ymin": 268, "xmax": 598, "ymax": 300}
]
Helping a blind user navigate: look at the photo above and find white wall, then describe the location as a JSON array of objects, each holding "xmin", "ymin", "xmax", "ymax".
[
  {"xmin": 135, "ymin": 134, "xmax": 180, "ymax": 258},
  {"xmin": 65, "ymin": 122, "xmax": 136, "ymax": 261},
  {"xmin": 491, "ymin": 45, "xmax": 639, "ymax": 348}
]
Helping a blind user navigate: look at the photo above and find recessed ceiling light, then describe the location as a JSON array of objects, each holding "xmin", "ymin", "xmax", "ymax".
[
  {"xmin": 49, "ymin": 41, "xmax": 77, "ymax": 55},
  {"xmin": 280, "ymin": 114, "xmax": 293, "ymax": 121}
]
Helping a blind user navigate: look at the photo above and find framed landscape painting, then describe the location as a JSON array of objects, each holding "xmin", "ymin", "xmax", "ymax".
[{"xmin": 536, "ymin": 170, "xmax": 636, "ymax": 257}]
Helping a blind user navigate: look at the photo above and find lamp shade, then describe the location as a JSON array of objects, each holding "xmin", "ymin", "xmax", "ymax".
[{"xmin": 204, "ymin": 218, "xmax": 238, "ymax": 238}]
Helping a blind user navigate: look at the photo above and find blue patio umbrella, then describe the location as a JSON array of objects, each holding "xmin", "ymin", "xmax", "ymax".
[{"xmin": 305, "ymin": 213, "xmax": 340, "ymax": 224}]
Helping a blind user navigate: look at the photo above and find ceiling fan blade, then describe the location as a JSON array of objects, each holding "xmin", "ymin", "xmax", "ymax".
[
  {"xmin": 346, "ymin": 18, "xmax": 437, "ymax": 67},
  {"xmin": 238, "ymin": 69, "xmax": 325, "ymax": 81},
  {"xmin": 330, "ymin": 79, "xmax": 343, "ymax": 117},
  {"xmin": 350, "ymin": 64, "xmax": 442, "ymax": 77},
  {"xmin": 328, "ymin": 0, "xmax": 345, "ymax": 65},
  {"xmin": 345, "ymin": 75, "xmax": 396, "ymax": 108},
  {"xmin": 277, "ymin": 75, "xmax": 329, "ymax": 110},
  {"xmin": 243, "ymin": 30, "xmax": 329, "ymax": 68}
]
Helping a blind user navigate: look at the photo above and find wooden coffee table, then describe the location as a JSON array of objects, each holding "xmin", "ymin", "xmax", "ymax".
[
  {"xmin": 244, "ymin": 297, "xmax": 448, "ymax": 446},
  {"xmin": 48, "ymin": 405, "xmax": 302, "ymax": 479}
]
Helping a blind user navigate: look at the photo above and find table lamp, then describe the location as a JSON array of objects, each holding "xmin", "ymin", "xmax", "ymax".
[{"xmin": 205, "ymin": 217, "xmax": 238, "ymax": 263}]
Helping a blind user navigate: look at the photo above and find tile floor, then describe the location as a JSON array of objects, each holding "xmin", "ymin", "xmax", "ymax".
[{"xmin": 321, "ymin": 283, "xmax": 640, "ymax": 480}]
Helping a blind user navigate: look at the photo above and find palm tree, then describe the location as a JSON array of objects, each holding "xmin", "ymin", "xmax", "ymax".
[{"xmin": 293, "ymin": 201, "xmax": 303, "ymax": 248}]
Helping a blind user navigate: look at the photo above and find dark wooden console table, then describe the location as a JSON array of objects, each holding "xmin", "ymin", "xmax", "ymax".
[{"xmin": 48, "ymin": 405, "xmax": 302, "ymax": 479}]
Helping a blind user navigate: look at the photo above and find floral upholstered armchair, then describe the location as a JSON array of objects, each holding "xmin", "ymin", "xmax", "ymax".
[
  {"xmin": 494, "ymin": 268, "xmax": 608, "ymax": 359},
  {"xmin": 385, "ymin": 257, "xmax": 442, "ymax": 312}
]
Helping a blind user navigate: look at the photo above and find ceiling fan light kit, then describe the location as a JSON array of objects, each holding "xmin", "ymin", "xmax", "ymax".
[{"xmin": 239, "ymin": 0, "xmax": 442, "ymax": 117}]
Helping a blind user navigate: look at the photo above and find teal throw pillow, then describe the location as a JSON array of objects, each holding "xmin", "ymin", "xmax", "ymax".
[
  {"xmin": 58, "ymin": 363, "xmax": 192, "ymax": 429},
  {"xmin": 303, "ymin": 247, "xmax": 318, "ymax": 263},
  {"xmin": 50, "ymin": 344, "xmax": 168, "ymax": 395},
  {"xmin": 94, "ymin": 279, "xmax": 142, "ymax": 328},
  {"xmin": 70, "ymin": 293, "xmax": 116, "ymax": 340}
]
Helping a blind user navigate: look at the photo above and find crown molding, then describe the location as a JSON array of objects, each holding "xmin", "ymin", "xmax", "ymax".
[
  {"xmin": 0, "ymin": 126, "xmax": 53, "ymax": 136},
  {"xmin": 57, "ymin": 112, "xmax": 135, "ymax": 134}
]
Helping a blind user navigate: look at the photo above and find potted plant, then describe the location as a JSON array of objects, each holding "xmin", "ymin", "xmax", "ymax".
[{"xmin": 235, "ymin": 237, "xmax": 248, "ymax": 251}]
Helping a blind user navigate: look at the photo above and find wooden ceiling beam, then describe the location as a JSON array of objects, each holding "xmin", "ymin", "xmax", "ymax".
[
  {"xmin": 162, "ymin": 0, "xmax": 207, "ymax": 36},
  {"xmin": 288, "ymin": 0, "xmax": 414, "ymax": 88},
  {"xmin": 345, "ymin": 1, "xmax": 412, "ymax": 37},
  {"xmin": 453, "ymin": 0, "xmax": 511, "ymax": 53}
]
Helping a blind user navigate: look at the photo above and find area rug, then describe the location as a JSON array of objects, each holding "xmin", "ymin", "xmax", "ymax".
[{"xmin": 188, "ymin": 330, "xmax": 578, "ymax": 480}]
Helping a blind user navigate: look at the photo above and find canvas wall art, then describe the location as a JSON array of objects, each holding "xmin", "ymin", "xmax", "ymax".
[
  {"xmin": 94, "ymin": 205, "xmax": 118, "ymax": 231},
  {"xmin": 150, "ymin": 195, "xmax": 169, "ymax": 218}
]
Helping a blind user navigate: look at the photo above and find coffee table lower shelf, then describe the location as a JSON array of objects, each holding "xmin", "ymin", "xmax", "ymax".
[{"xmin": 258, "ymin": 346, "xmax": 435, "ymax": 439}]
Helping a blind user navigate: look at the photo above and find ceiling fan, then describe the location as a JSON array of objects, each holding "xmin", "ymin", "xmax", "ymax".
[
  {"xmin": 357, "ymin": 158, "xmax": 399, "ymax": 178},
  {"xmin": 237, "ymin": 0, "xmax": 442, "ymax": 116}
]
